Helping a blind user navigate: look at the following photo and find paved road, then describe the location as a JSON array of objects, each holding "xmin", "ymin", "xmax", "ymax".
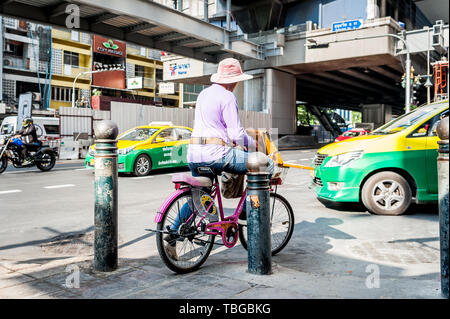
[{"xmin": 0, "ymin": 148, "xmax": 442, "ymax": 298}]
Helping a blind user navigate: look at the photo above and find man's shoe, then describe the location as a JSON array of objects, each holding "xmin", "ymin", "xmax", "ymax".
[
  {"xmin": 22, "ymin": 158, "xmax": 32, "ymax": 166},
  {"xmin": 163, "ymin": 226, "xmax": 179, "ymax": 245},
  {"xmin": 165, "ymin": 242, "xmax": 178, "ymax": 261}
]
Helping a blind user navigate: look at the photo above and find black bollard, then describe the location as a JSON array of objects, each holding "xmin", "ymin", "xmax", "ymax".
[
  {"xmin": 246, "ymin": 152, "xmax": 272, "ymax": 275},
  {"xmin": 437, "ymin": 116, "xmax": 449, "ymax": 299},
  {"xmin": 93, "ymin": 120, "xmax": 119, "ymax": 272}
]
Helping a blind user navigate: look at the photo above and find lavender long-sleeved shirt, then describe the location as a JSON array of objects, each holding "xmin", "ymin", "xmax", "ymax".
[{"xmin": 187, "ymin": 84, "xmax": 255, "ymax": 163}]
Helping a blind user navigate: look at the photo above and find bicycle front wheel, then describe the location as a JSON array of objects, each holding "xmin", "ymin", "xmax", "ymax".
[
  {"xmin": 238, "ymin": 192, "xmax": 294, "ymax": 255},
  {"xmin": 156, "ymin": 190, "xmax": 215, "ymax": 274}
]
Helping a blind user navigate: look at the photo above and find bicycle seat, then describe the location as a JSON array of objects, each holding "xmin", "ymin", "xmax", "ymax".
[{"xmin": 172, "ymin": 173, "xmax": 212, "ymax": 187}]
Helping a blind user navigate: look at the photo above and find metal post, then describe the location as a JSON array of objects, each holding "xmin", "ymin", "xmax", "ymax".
[
  {"xmin": 405, "ymin": 52, "xmax": 411, "ymax": 113},
  {"xmin": 93, "ymin": 120, "xmax": 119, "ymax": 272},
  {"xmin": 437, "ymin": 116, "xmax": 449, "ymax": 299},
  {"xmin": 246, "ymin": 152, "xmax": 272, "ymax": 275},
  {"xmin": 427, "ymin": 26, "xmax": 431, "ymax": 105},
  {"xmin": 204, "ymin": 0, "xmax": 209, "ymax": 22},
  {"xmin": 226, "ymin": 0, "xmax": 231, "ymax": 31}
]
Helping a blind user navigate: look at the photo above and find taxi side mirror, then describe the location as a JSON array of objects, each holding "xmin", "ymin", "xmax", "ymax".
[{"xmin": 154, "ymin": 137, "xmax": 165, "ymax": 143}]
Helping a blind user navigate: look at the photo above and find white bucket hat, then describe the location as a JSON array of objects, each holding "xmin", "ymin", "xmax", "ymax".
[{"xmin": 210, "ymin": 58, "xmax": 253, "ymax": 84}]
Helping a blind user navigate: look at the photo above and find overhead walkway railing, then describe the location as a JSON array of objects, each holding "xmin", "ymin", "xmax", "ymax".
[{"xmin": 0, "ymin": 0, "xmax": 280, "ymax": 63}]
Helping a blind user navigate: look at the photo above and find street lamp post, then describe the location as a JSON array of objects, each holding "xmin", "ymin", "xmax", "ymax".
[
  {"xmin": 72, "ymin": 70, "xmax": 101, "ymax": 108},
  {"xmin": 72, "ymin": 66, "xmax": 124, "ymax": 108}
]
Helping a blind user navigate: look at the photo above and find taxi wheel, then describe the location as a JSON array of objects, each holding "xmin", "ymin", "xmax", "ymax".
[
  {"xmin": 361, "ymin": 171, "xmax": 412, "ymax": 216},
  {"xmin": 133, "ymin": 154, "xmax": 152, "ymax": 176}
]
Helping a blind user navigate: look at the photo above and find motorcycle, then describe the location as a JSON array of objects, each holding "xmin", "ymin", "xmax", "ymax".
[{"xmin": 0, "ymin": 134, "xmax": 58, "ymax": 174}]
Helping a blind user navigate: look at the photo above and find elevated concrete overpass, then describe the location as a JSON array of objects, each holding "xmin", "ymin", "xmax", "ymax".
[
  {"xmin": 0, "ymin": 0, "xmax": 269, "ymax": 63},
  {"xmin": 244, "ymin": 17, "xmax": 448, "ymax": 114}
]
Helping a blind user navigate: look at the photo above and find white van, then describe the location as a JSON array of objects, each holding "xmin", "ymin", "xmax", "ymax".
[{"xmin": 0, "ymin": 116, "xmax": 60, "ymax": 147}]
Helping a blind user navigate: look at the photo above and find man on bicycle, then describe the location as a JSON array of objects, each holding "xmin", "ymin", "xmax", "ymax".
[{"xmin": 165, "ymin": 58, "xmax": 274, "ymax": 259}]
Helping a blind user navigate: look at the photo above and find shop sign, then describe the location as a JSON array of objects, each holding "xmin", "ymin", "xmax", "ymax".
[
  {"xmin": 163, "ymin": 58, "xmax": 203, "ymax": 80},
  {"xmin": 159, "ymin": 82, "xmax": 175, "ymax": 95},
  {"xmin": 127, "ymin": 77, "xmax": 143, "ymax": 89},
  {"xmin": 93, "ymin": 36, "xmax": 126, "ymax": 57}
]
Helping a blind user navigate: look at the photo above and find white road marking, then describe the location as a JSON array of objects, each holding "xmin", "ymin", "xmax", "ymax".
[
  {"xmin": 0, "ymin": 189, "xmax": 22, "ymax": 195},
  {"xmin": 44, "ymin": 184, "xmax": 76, "ymax": 189},
  {"xmin": 299, "ymin": 158, "xmax": 313, "ymax": 161},
  {"xmin": 131, "ymin": 176, "xmax": 154, "ymax": 180},
  {"xmin": 4, "ymin": 170, "xmax": 40, "ymax": 174}
]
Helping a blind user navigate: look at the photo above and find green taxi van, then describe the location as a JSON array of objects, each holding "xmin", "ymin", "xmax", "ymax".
[
  {"xmin": 312, "ymin": 101, "xmax": 449, "ymax": 215},
  {"xmin": 85, "ymin": 122, "xmax": 192, "ymax": 176}
]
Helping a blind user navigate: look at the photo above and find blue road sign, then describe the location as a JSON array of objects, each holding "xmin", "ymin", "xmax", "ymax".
[{"xmin": 332, "ymin": 19, "xmax": 362, "ymax": 32}]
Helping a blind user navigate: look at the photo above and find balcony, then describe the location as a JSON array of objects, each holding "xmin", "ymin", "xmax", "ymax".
[
  {"xmin": 52, "ymin": 29, "xmax": 91, "ymax": 45},
  {"xmin": 143, "ymin": 77, "xmax": 155, "ymax": 89},
  {"xmin": 3, "ymin": 56, "xmax": 30, "ymax": 71},
  {"xmin": 53, "ymin": 65, "xmax": 92, "ymax": 80}
]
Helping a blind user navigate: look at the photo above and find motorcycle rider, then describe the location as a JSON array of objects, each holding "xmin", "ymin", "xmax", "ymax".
[{"xmin": 13, "ymin": 117, "xmax": 38, "ymax": 164}]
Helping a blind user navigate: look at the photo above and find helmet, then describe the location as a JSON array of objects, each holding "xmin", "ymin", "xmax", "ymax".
[{"xmin": 22, "ymin": 117, "xmax": 33, "ymax": 127}]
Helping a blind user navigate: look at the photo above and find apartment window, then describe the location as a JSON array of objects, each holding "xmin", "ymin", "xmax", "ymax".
[
  {"xmin": 52, "ymin": 86, "xmax": 79, "ymax": 102},
  {"xmin": 135, "ymin": 65, "xmax": 145, "ymax": 78},
  {"xmin": 63, "ymin": 51, "xmax": 79, "ymax": 67},
  {"xmin": 156, "ymin": 69, "xmax": 163, "ymax": 81},
  {"xmin": 183, "ymin": 84, "xmax": 206, "ymax": 105},
  {"xmin": 4, "ymin": 40, "xmax": 24, "ymax": 57}
]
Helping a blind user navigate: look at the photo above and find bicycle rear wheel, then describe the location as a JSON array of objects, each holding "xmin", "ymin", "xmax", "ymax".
[
  {"xmin": 156, "ymin": 190, "xmax": 215, "ymax": 274},
  {"xmin": 238, "ymin": 192, "xmax": 294, "ymax": 255}
]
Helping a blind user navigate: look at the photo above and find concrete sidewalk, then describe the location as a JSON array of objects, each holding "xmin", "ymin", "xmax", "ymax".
[{"xmin": 0, "ymin": 229, "xmax": 443, "ymax": 299}]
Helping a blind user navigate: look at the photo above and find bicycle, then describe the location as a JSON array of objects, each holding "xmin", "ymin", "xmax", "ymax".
[{"xmin": 149, "ymin": 164, "xmax": 294, "ymax": 274}]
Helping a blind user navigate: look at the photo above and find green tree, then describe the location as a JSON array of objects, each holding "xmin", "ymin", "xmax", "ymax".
[{"xmin": 297, "ymin": 105, "xmax": 317, "ymax": 126}]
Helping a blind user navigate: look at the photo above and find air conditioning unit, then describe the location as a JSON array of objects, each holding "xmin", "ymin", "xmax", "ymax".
[
  {"xmin": 35, "ymin": 24, "xmax": 45, "ymax": 35},
  {"xmin": 32, "ymin": 92, "xmax": 41, "ymax": 102},
  {"xmin": 3, "ymin": 58, "xmax": 14, "ymax": 67}
]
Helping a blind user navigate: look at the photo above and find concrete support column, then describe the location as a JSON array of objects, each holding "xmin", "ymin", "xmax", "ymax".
[
  {"xmin": 265, "ymin": 69, "xmax": 296, "ymax": 135},
  {"xmin": 366, "ymin": 0, "xmax": 379, "ymax": 19},
  {"xmin": 380, "ymin": 0, "xmax": 387, "ymax": 17},
  {"xmin": 362, "ymin": 104, "xmax": 392, "ymax": 129}
]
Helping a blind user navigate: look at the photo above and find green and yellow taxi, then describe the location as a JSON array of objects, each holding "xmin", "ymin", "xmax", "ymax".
[
  {"xmin": 85, "ymin": 122, "xmax": 192, "ymax": 176},
  {"xmin": 311, "ymin": 101, "xmax": 448, "ymax": 215}
]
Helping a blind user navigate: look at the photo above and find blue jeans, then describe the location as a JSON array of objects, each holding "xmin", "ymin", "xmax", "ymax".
[{"xmin": 170, "ymin": 148, "xmax": 274, "ymax": 231}]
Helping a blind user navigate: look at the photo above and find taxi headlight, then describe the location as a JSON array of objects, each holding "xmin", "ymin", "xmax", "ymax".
[
  {"xmin": 118, "ymin": 146, "xmax": 136, "ymax": 155},
  {"xmin": 324, "ymin": 151, "xmax": 364, "ymax": 168},
  {"xmin": 87, "ymin": 146, "xmax": 95, "ymax": 156}
]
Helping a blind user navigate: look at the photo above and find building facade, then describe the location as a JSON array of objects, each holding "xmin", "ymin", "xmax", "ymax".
[
  {"xmin": 1, "ymin": 17, "xmax": 182, "ymax": 117},
  {"xmin": 1, "ymin": 16, "xmax": 51, "ymax": 112}
]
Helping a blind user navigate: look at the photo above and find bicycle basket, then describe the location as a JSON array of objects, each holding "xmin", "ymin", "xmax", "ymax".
[
  {"xmin": 272, "ymin": 165, "xmax": 289, "ymax": 183},
  {"xmin": 192, "ymin": 188, "xmax": 219, "ymax": 222}
]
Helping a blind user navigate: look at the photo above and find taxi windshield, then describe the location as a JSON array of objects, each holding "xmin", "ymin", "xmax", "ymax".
[
  {"xmin": 371, "ymin": 104, "xmax": 444, "ymax": 135},
  {"xmin": 118, "ymin": 128, "xmax": 158, "ymax": 141}
]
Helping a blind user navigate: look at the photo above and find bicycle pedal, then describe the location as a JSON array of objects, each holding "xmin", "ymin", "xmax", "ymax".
[{"xmin": 193, "ymin": 239, "xmax": 206, "ymax": 246}]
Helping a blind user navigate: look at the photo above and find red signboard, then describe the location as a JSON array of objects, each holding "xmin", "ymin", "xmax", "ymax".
[
  {"xmin": 92, "ymin": 70, "xmax": 126, "ymax": 89},
  {"xmin": 93, "ymin": 35, "xmax": 126, "ymax": 57}
]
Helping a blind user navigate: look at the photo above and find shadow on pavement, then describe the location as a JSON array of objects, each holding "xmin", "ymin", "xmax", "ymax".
[
  {"xmin": 0, "ymin": 214, "xmax": 442, "ymax": 299},
  {"xmin": 317, "ymin": 197, "xmax": 439, "ymax": 217}
]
